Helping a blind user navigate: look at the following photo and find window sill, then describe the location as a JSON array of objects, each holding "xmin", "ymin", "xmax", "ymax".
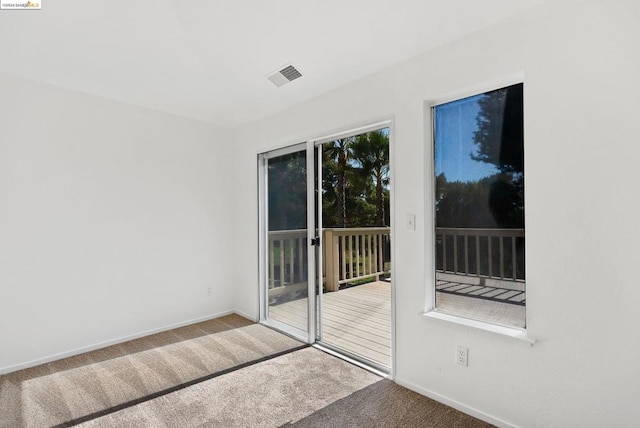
[{"xmin": 422, "ymin": 310, "xmax": 535, "ymax": 346}]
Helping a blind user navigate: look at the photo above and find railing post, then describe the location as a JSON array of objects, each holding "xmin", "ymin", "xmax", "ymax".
[
  {"xmin": 269, "ymin": 238, "xmax": 275, "ymax": 288},
  {"xmin": 324, "ymin": 229, "xmax": 340, "ymax": 292},
  {"xmin": 378, "ymin": 233, "xmax": 384, "ymax": 275},
  {"xmin": 279, "ymin": 239, "xmax": 285, "ymax": 286}
]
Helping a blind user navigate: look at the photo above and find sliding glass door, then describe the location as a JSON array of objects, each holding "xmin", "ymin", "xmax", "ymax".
[{"xmin": 259, "ymin": 124, "xmax": 392, "ymax": 371}]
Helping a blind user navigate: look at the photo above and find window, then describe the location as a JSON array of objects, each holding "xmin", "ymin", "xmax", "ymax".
[{"xmin": 432, "ymin": 83, "xmax": 525, "ymax": 328}]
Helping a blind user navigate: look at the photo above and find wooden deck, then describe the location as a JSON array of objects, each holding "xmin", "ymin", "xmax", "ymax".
[
  {"xmin": 436, "ymin": 273, "xmax": 526, "ymax": 328},
  {"xmin": 268, "ymin": 280, "xmax": 392, "ymax": 367}
]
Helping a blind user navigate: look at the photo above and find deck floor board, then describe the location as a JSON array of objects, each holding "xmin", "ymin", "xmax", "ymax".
[{"xmin": 269, "ymin": 280, "xmax": 392, "ymax": 367}]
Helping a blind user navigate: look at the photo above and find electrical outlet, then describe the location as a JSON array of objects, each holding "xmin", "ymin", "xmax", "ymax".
[
  {"xmin": 456, "ymin": 346, "xmax": 468, "ymax": 366},
  {"xmin": 206, "ymin": 286, "xmax": 212, "ymax": 296}
]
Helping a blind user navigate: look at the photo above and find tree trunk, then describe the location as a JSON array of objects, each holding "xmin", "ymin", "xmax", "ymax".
[
  {"xmin": 375, "ymin": 170, "xmax": 384, "ymax": 226},
  {"xmin": 336, "ymin": 143, "xmax": 347, "ymax": 227}
]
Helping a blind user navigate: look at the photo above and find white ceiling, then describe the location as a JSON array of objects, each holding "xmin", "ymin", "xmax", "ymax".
[{"xmin": 0, "ymin": 0, "xmax": 548, "ymax": 127}]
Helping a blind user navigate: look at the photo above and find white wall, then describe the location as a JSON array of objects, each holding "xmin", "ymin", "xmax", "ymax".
[
  {"xmin": 233, "ymin": 1, "xmax": 640, "ymax": 426},
  {"xmin": 0, "ymin": 73, "xmax": 235, "ymax": 372}
]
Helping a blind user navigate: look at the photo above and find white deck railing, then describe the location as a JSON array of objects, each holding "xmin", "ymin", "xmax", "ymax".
[
  {"xmin": 267, "ymin": 227, "xmax": 391, "ymax": 295},
  {"xmin": 323, "ymin": 227, "xmax": 391, "ymax": 292},
  {"xmin": 267, "ymin": 227, "xmax": 522, "ymax": 301},
  {"xmin": 267, "ymin": 229, "xmax": 307, "ymax": 289},
  {"xmin": 435, "ymin": 227, "xmax": 525, "ymax": 282}
]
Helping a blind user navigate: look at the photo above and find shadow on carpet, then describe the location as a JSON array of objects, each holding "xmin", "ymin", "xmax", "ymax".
[
  {"xmin": 287, "ymin": 379, "xmax": 494, "ymax": 428},
  {"xmin": 0, "ymin": 314, "xmax": 304, "ymax": 428},
  {"xmin": 75, "ymin": 347, "xmax": 382, "ymax": 428}
]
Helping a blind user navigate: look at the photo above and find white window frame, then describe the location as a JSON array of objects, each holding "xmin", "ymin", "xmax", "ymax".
[{"xmin": 422, "ymin": 74, "xmax": 534, "ymax": 344}]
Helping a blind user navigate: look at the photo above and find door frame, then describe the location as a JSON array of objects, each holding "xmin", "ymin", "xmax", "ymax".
[{"xmin": 258, "ymin": 118, "xmax": 396, "ymax": 376}]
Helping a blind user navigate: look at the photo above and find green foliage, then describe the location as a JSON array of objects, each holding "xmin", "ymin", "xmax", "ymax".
[
  {"xmin": 472, "ymin": 84, "xmax": 524, "ymax": 175},
  {"xmin": 435, "ymin": 173, "xmax": 523, "ymax": 228},
  {"xmin": 436, "ymin": 84, "xmax": 524, "ymax": 229},
  {"xmin": 323, "ymin": 129, "xmax": 390, "ymax": 228},
  {"xmin": 268, "ymin": 151, "xmax": 307, "ymax": 231},
  {"xmin": 267, "ymin": 129, "xmax": 390, "ymax": 230},
  {"xmin": 351, "ymin": 130, "xmax": 390, "ymax": 226},
  {"xmin": 324, "ymin": 137, "xmax": 353, "ymax": 227}
]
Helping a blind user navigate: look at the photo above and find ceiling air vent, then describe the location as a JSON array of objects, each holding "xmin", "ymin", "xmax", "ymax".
[{"xmin": 267, "ymin": 64, "xmax": 303, "ymax": 87}]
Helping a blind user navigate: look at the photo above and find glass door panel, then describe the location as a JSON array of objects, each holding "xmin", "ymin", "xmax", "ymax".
[
  {"xmin": 316, "ymin": 126, "xmax": 392, "ymax": 371},
  {"xmin": 262, "ymin": 145, "xmax": 310, "ymax": 338}
]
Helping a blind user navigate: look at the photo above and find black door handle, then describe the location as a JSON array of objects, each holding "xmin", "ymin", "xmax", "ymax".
[{"xmin": 310, "ymin": 237, "xmax": 320, "ymax": 246}]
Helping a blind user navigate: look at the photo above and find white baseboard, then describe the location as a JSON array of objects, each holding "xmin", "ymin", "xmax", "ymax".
[
  {"xmin": 233, "ymin": 309, "xmax": 258, "ymax": 322},
  {"xmin": 394, "ymin": 377, "xmax": 519, "ymax": 428},
  {"xmin": 0, "ymin": 309, "xmax": 236, "ymax": 375}
]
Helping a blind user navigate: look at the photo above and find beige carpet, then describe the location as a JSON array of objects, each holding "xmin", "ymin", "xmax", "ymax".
[
  {"xmin": 76, "ymin": 347, "xmax": 382, "ymax": 428},
  {"xmin": 0, "ymin": 314, "xmax": 304, "ymax": 428},
  {"xmin": 74, "ymin": 348, "xmax": 492, "ymax": 428},
  {"xmin": 289, "ymin": 379, "xmax": 493, "ymax": 427}
]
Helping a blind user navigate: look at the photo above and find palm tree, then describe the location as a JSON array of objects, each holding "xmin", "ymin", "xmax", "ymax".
[
  {"xmin": 350, "ymin": 130, "xmax": 390, "ymax": 226},
  {"xmin": 325, "ymin": 137, "xmax": 353, "ymax": 227}
]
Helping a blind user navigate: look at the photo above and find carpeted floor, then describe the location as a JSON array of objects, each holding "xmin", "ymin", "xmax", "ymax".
[
  {"xmin": 0, "ymin": 314, "xmax": 304, "ymax": 428},
  {"xmin": 1, "ymin": 314, "xmax": 494, "ymax": 427},
  {"xmin": 289, "ymin": 379, "xmax": 493, "ymax": 428},
  {"xmin": 77, "ymin": 347, "xmax": 382, "ymax": 427}
]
